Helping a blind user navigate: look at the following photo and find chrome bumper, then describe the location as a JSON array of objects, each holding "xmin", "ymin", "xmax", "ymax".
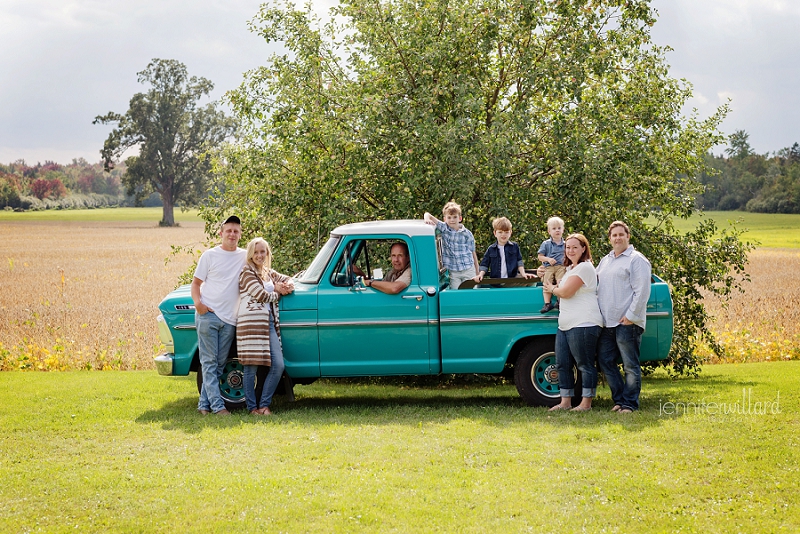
[{"xmin": 154, "ymin": 353, "xmax": 174, "ymax": 376}]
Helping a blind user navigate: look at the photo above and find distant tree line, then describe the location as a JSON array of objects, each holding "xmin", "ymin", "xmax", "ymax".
[
  {"xmin": 0, "ymin": 159, "xmax": 134, "ymax": 210},
  {"xmin": 0, "ymin": 159, "xmax": 167, "ymax": 211},
  {"xmin": 697, "ymin": 130, "xmax": 800, "ymax": 213}
]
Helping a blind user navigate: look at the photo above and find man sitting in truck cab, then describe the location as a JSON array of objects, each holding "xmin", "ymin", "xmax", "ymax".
[{"xmin": 362, "ymin": 242, "xmax": 412, "ymax": 294}]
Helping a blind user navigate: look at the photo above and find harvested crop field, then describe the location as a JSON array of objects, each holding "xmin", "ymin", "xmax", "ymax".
[
  {"xmin": 1, "ymin": 220, "xmax": 205, "ymax": 370},
  {"xmin": 698, "ymin": 248, "xmax": 800, "ymax": 362}
]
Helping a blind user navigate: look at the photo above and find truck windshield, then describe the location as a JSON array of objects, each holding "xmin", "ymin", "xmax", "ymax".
[{"xmin": 295, "ymin": 236, "xmax": 340, "ymax": 284}]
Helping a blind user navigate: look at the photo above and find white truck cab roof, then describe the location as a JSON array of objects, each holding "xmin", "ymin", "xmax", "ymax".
[{"xmin": 331, "ymin": 219, "xmax": 436, "ymax": 237}]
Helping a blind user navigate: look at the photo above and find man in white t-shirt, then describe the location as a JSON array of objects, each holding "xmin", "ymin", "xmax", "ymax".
[{"xmin": 191, "ymin": 215, "xmax": 247, "ymax": 415}]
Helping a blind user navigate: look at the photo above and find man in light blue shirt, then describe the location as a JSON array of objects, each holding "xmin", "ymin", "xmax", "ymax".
[{"xmin": 596, "ymin": 221, "xmax": 651, "ymax": 413}]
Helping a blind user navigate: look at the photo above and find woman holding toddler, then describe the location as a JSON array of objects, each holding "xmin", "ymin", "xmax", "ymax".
[{"xmin": 542, "ymin": 233, "xmax": 603, "ymax": 412}]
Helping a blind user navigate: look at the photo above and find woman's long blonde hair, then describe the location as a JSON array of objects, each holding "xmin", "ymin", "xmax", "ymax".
[{"xmin": 246, "ymin": 237, "xmax": 272, "ymax": 273}]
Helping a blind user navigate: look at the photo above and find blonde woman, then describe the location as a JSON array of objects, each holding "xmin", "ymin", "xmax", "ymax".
[{"xmin": 237, "ymin": 237, "xmax": 294, "ymax": 415}]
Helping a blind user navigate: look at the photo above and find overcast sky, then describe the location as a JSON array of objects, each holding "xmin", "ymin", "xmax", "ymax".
[{"xmin": 1, "ymin": 0, "xmax": 798, "ymax": 165}]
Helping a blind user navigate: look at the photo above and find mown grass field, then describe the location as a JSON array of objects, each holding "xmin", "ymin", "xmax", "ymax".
[
  {"xmin": 0, "ymin": 363, "xmax": 797, "ymax": 533},
  {"xmin": 0, "ymin": 206, "xmax": 202, "ymax": 223},
  {"xmin": 667, "ymin": 210, "xmax": 800, "ymax": 249}
]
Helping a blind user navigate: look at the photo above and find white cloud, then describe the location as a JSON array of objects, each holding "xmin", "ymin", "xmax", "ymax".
[
  {"xmin": 717, "ymin": 91, "xmax": 735, "ymax": 106},
  {"xmin": 687, "ymin": 92, "xmax": 710, "ymax": 107}
]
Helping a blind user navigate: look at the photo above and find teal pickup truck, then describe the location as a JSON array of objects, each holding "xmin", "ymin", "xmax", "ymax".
[{"xmin": 155, "ymin": 220, "xmax": 673, "ymax": 408}]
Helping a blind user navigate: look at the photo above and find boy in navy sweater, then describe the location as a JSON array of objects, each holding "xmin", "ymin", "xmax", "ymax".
[{"xmin": 473, "ymin": 217, "xmax": 536, "ymax": 283}]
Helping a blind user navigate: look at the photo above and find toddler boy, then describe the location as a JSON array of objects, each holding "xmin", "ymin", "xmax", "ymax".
[
  {"xmin": 424, "ymin": 201, "xmax": 479, "ymax": 289},
  {"xmin": 538, "ymin": 216, "xmax": 566, "ymax": 313}
]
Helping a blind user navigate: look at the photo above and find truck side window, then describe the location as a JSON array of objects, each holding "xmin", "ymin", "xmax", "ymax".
[
  {"xmin": 330, "ymin": 240, "xmax": 363, "ymax": 287},
  {"xmin": 329, "ymin": 238, "xmax": 405, "ymax": 286},
  {"xmin": 436, "ymin": 235, "xmax": 448, "ymax": 287}
]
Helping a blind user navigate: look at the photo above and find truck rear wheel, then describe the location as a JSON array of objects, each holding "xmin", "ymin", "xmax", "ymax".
[{"xmin": 514, "ymin": 338, "xmax": 582, "ymax": 407}]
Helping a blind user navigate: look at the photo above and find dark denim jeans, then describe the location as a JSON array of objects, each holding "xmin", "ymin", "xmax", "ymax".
[
  {"xmin": 555, "ymin": 326, "xmax": 601, "ymax": 398},
  {"xmin": 597, "ymin": 324, "xmax": 644, "ymax": 411},
  {"xmin": 195, "ymin": 311, "xmax": 236, "ymax": 413},
  {"xmin": 242, "ymin": 318, "xmax": 285, "ymax": 411}
]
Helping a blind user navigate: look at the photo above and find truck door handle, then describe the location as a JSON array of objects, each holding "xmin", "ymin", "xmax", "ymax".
[{"xmin": 402, "ymin": 295, "xmax": 424, "ymax": 301}]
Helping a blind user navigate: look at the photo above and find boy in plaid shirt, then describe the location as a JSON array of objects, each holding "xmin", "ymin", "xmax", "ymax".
[{"xmin": 424, "ymin": 201, "xmax": 479, "ymax": 289}]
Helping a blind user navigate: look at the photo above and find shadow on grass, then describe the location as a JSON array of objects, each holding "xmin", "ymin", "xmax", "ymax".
[
  {"xmin": 133, "ymin": 384, "xmax": 697, "ymax": 434},
  {"xmin": 641, "ymin": 373, "xmax": 761, "ymax": 403},
  {"xmin": 135, "ymin": 363, "xmax": 795, "ymax": 433},
  {"xmin": 136, "ymin": 391, "xmax": 527, "ymax": 433}
]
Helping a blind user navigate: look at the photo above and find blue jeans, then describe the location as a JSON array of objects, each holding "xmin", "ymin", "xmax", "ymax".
[
  {"xmin": 556, "ymin": 326, "xmax": 601, "ymax": 398},
  {"xmin": 196, "ymin": 311, "xmax": 236, "ymax": 413},
  {"xmin": 242, "ymin": 318, "xmax": 285, "ymax": 411},
  {"xmin": 597, "ymin": 324, "xmax": 643, "ymax": 411}
]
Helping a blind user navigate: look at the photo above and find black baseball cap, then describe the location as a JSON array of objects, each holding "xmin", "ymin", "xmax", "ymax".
[{"xmin": 223, "ymin": 215, "xmax": 241, "ymax": 225}]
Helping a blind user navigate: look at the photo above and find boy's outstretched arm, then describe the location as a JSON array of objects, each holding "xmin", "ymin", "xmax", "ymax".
[{"xmin": 423, "ymin": 212, "xmax": 439, "ymax": 225}]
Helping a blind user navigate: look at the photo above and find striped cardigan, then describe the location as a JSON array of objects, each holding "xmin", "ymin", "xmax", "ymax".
[{"xmin": 236, "ymin": 263, "xmax": 290, "ymax": 366}]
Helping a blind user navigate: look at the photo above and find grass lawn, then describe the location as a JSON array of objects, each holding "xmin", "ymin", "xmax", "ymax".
[
  {"xmin": 1, "ymin": 363, "xmax": 797, "ymax": 533},
  {"xmin": 0, "ymin": 206, "xmax": 201, "ymax": 223},
  {"xmin": 666, "ymin": 211, "xmax": 800, "ymax": 249}
]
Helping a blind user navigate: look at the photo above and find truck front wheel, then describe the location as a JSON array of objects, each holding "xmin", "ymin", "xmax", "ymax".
[
  {"xmin": 195, "ymin": 358, "xmax": 267, "ymax": 411},
  {"xmin": 514, "ymin": 338, "xmax": 582, "ymax": 407}
]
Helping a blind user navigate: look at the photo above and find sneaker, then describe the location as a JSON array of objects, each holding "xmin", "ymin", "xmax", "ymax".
[
  {"xmin": 540, "ymin": 303, "xmax": 554, "ymax": 313},
  {"xmin": 554, "ymin": 300, "xmax": 560, "ymax": 310}
]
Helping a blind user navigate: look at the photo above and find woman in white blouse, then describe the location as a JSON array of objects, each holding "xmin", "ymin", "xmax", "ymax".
[{"xmin": 542, "ymin": 233, "xmax": 603, "ymax": 412}]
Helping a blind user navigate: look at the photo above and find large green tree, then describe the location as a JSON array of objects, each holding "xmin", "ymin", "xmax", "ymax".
[
  {"xmin": 95, "ymin": 59, "xmax": 235, "ymax": 226},
  {"xmin": 207, "ymin": 0, "xmax": 752, "ymax": 374}
]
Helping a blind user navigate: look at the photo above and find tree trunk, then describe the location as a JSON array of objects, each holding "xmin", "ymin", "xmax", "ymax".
[{"xmin": 161, "ymin": 195, "xmax": 176, "ymax": 227}]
